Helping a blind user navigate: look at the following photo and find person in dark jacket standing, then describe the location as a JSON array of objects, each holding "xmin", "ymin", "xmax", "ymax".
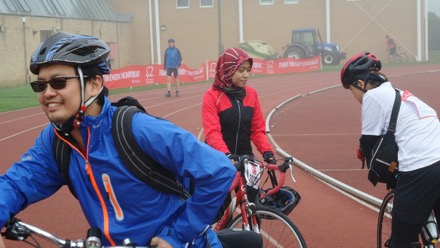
[
  {"xmin": 164, "ymin": 38, "xmax": 182, "ymax": 97},
  {"xmin": 201, "ymin": 48, "xmax": 276, "ymax": 202}
]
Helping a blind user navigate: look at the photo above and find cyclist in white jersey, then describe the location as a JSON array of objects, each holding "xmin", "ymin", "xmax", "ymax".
[{"xmin": 341, "ymin": 52, "xmax": 440, "ymax": 248}]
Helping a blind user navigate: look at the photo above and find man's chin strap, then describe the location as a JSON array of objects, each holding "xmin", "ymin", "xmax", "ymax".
[{"xmin": 52, "ymin": 66, "xmax": 104, "ymax": 136}]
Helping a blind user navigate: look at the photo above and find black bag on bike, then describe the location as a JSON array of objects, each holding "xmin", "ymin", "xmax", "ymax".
[{"xmin": 368, "ymin": 89, "xmax": 400, "ymax": 186}]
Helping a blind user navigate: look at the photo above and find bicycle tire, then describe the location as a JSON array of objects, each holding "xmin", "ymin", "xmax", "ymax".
[
  {"xmin": 399, "ymin": 53, "xmax": 408, "ymax": 62},
  {"xmin": 227, "ymin": 206, "xmax": 307, "ymax": 248},
  {"xmin": 377, "ymin": 192, "xmax": 394, "ymax": 248},
  {"xmin": 377, "ymin": 192, "xmax": 437, "ymax": 248}
]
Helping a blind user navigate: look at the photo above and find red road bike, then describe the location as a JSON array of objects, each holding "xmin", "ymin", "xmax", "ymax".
[{"xmin": 212, "ymin": 155, "xmax": 307, "ymax": 248}]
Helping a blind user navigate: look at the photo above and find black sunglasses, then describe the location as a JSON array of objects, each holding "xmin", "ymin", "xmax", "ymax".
[{"xmin": 30, "ymin": 76, "xmax": 83, "ymax": 93}]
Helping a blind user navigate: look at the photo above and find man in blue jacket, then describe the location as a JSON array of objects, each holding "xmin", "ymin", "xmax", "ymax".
[
  {"xmin": 0, "ymin": 32, "xmax": 236, "ymax": 248},
  {"xmin": 164, "ymin": 38, "xmax": 182, "ymax": 97}
]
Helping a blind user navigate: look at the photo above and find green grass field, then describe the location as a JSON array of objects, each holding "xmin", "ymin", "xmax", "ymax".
[{"xmin": 0, "ymin": 83, "xmax": 174, "ymax": 113}]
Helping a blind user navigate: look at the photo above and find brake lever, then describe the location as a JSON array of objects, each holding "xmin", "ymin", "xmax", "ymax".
[
  {"xmin": 288, "ymin": 162, "xmax": 297, "ymax": 183},
  {"xmin": 1, "ymin": 218, "xmax": 31, "ymax": 241},
  {"xmin": 276, "ymin": 158, "xmax": 297, "ymax": 183}
]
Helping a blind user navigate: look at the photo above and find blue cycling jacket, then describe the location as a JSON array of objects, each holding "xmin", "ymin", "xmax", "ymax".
[
  {"xmin": 164, "ymin": 47, "xmax": 182, "ymax": 69},
  {"xmin": 0, "ymin": 97, "xmax": 236, "ymax": 247}
]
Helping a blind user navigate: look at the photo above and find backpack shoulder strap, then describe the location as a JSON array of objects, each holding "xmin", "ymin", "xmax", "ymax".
[
  {"xmin": 387, "ymin": 89, "xmax": 401, "ymax": 133},
  {"xmin": 112, "ymin": 106, "xmax": 190, "ymax": 200},
  {"xmin": 53, "ymin": 132, "xmax": 77, "ymax": 198}
]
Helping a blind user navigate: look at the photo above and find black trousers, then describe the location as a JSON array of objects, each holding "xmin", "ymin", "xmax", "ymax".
[{"xmin": 389, "ymin": 161, "xmax": 440, "ymax": 247}]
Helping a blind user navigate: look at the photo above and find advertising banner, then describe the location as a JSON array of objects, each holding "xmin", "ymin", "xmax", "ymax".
[{"xmin": 104, "ymin": 56, "xmax": 321, "ymax": 89}]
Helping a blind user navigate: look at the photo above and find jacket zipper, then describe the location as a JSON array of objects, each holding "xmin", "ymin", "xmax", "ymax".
[
  {"xmin": 234, "ymin": 98, "xmax": 242, "ymax": 154},
  {"xmin": 102, "ymin": 174, "xmax": 124, "ymax": 221},
  {"xmin": 56, "ymin": 127, "xmax": 117, "ymax": 246}
]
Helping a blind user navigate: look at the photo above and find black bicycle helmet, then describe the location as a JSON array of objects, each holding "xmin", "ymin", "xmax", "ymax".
[
  {"xmin": 258, "ymin": 186, "xmax": 301, "ymax": 216},
  {"xmin": 30, "ymin": 32, "xmax": 111, "ymax": 75},
  {"xmin": 340, "ymin": 52, "xmax": 382, "ymax": 89}
]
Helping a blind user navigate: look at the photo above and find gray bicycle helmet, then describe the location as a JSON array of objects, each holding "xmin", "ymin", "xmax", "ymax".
[{"xmin": 30, "ymin": 32, "xmax": 111, "ymax": 75}]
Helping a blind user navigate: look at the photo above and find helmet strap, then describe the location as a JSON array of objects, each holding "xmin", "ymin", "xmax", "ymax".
[
  {"xmin": 73, "ymin": 66, "xmax": 104, "ymax": 127},
  {"xmin": 351, "ymin": 82, "xmax": 367, "ymax": 93},
  {"xmin": 50, "ymin": 66, "xmax": 103, "ymax": 136}
]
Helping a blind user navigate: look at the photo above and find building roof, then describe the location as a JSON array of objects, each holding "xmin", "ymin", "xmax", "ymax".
[{"xmin": 0, "ymin": 0, "xmax": 131, "ymax": 22}]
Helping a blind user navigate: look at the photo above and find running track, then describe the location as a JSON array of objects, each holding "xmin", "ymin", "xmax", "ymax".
[{"xmin": 1, "ymin": 64, "xmax": 439, "ymax": 247}]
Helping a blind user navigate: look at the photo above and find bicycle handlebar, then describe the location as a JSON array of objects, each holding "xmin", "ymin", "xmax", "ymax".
[
  {"xmin": 230, "ymin": 155, "xmax": 295, "ymax": 194},
  {"xmin": 1, "ymin": 217, "xmax": 155, "ymax": 248}
]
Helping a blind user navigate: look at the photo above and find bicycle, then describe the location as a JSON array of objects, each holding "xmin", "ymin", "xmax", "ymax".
[
  {"xmin": 388, "ymin": 47, "xmax": 408, "ymax": 63},
  {"xmin": 212, "ymin": 155, "xmax": 307, "ymax": 248},
  {"xmin": 1, "ymin": 156, "xmax": 306, "ymax": 248},
  {"xmin": 377, "ymin": 190, "xmax": 440, "ymax": 248},
  {"xmin": 1, "ymin": 217, "xmax": 153, "ymax": 248},
  {"xmin": 1, "ymin": 216, "xmax": 264, "ymax": 248}
]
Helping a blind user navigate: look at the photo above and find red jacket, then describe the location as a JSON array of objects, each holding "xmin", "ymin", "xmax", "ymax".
[{"xmin": 202, "ymin": 85, "xmax": 273, "ymax": 156}]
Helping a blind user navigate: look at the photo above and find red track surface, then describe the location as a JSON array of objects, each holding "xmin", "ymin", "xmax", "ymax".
[{"xmin": 1, "ymin": 63, "xmax": 439, "ymax": 247}]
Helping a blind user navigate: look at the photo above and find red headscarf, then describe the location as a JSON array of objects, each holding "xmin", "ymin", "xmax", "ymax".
[{"xmin": 212, "ymin": 47, "xmax": 253, "ymax": 90}]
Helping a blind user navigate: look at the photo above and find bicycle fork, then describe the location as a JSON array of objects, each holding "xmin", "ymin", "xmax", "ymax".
[{"xmin": 238, "ymin": 183, "xmax": 260, "ymax": 233}]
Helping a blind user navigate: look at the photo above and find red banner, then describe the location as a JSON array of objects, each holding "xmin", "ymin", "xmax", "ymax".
[{"xmin": 104, "ymin": 56, "xmax": 321, "ymax": 89}]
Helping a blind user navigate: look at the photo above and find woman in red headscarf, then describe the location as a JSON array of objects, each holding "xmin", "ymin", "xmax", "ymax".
[{"xmin": 202, "ymin": 47, "xmax": 275, "ymax": 166}]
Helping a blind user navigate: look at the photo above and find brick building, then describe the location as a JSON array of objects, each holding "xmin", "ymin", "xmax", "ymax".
[{"xmin": 0, "ymin": 0, "xmax": 431, "ymax": 86}]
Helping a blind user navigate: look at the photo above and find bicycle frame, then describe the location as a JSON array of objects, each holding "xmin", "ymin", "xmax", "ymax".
[
  {"xmin": 212, "ymin": 156, "xmax": 291, "ymax": 232},
  {"xmin": 378, "ymin": 190, "xmax": 439, "ymax": 248}
]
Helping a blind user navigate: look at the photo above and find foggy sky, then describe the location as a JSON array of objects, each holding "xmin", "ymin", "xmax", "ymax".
[{"xmin": 429, "ymin": 0, "xmax": 440, "ymax": 16}]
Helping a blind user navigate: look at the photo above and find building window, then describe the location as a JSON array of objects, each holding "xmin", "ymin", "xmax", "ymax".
[
  {"xmin": 200, "ymin": 0, "xmax": 213, "ymax": 8},
  {"xmin": 259, "ymin": 0, "xmax": 274, "ymax": 5},
  {"xmin": 177, "ymin": 0, "xmax": 189, "ymax": 8},
  {"xmin": 284, "ymin": 0, "xmax": 299, "ymax": 4}
]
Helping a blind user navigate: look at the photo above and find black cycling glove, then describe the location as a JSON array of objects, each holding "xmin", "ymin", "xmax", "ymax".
[
  {"xmin": 263, "ymin": 151, "xmax": 276, "ymax": 164},
  {"xmin": 226, "ymin": 153, "xmax": 240, "ymax": 163}
]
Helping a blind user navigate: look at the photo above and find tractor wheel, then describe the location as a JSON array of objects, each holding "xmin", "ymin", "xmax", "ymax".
[
  {"xmin": 322, "ymin": 52, "xmax": 340, "ymax": 65},
  {"xmin": 284, "ymin": 47, "xmax": 306, "ymax": 59}
]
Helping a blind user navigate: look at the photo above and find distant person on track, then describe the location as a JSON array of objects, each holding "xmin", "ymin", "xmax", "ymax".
[
  {"xmin": 341, "ymin": 51, "xmax": 440, "ymax": 248},
  {"xmin": 202, "ymin": 47, "xmax": 276, "ymax": 205},
  {"xmin": 386, "ymin": 35, "xmax": 398, "ymax": 57},
  {"xmin": 164, "ymin": 38, "xmax": 182, "ymax": 97},
  {"xmin": 0, "ymin": 32, "xmax": 236, "ymax": 248}
]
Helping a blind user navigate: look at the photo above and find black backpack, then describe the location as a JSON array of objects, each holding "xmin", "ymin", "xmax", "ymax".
[{"xmin": 52, "ymin": 96, "xmax": 191, "ymax": 200}]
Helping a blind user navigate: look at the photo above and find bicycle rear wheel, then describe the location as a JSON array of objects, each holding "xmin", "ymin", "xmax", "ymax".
[
  {"xmin": 377, "ymin": 192, "xmax": 394, "ymax": 248},
  {"xmin": 227, "ymin": 206, "xmax": 307, "ymax": 248}
]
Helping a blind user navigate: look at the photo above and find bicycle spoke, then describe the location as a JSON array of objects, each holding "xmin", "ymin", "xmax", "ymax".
[{"xmin": 228, "ymin": 207, "xmax": 307, "ymax": 248}]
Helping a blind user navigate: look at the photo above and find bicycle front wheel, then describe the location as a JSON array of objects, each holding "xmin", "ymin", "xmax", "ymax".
[
  {"xmin": 227, "ymin": 206, "xmax": 307, "ymax": 248},
  {"xmin": 377, "ymin": 192, "xmax": 394, "ymax": 248},
  {"xmin": 399, "ymin": 53, "xmax": 408, "ymax": 62}
]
